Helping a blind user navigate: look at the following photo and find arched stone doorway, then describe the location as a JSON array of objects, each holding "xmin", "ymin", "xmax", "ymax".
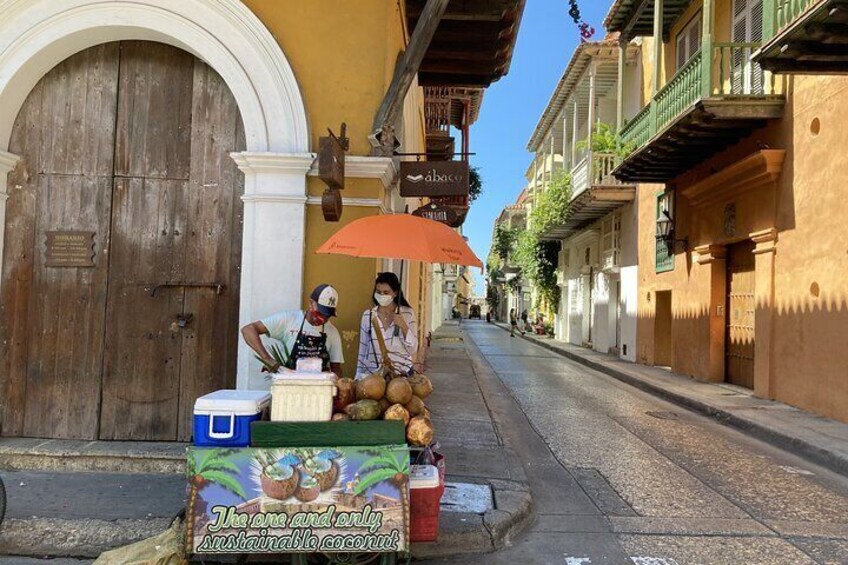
[
  {"xmin": 0, "ymin": 0, "xmax": 314, "ymax": 399},
  {"xmin": 2, "ymin": 41, "xmax": 245, "ymax": 441}
]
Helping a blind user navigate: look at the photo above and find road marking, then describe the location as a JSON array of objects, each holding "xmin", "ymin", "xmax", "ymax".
[
  {"xmin": 777, "ymin": 465, "xmax": 814, "ymax": 476},
  {"xmin": 564, "ymin": 557, "xmax": 680, "ymax": 565}
]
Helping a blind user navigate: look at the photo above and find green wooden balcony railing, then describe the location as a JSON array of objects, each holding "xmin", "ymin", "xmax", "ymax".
[
  {"xmin": 763, "ymin": 0, "xmax": 818, "ymax": 39},
  {"xmin": 619, "ymin": 41, "xmax": 777, "ymax": 152}
]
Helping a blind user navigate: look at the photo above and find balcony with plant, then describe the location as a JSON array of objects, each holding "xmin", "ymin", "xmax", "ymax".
[{"xmin": 608, "ymin": 0, "xmax": 786, "ymax": 183}]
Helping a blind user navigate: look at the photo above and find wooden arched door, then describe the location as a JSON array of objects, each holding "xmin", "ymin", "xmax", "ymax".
[{"xmin": 0, "ymin": 41, "xmax": 245, "ymax": 441}]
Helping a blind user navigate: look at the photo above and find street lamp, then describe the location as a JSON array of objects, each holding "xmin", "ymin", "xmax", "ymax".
[{"xmin": 655, "ymin": 209, "xmax": 688, "ymax": 252}]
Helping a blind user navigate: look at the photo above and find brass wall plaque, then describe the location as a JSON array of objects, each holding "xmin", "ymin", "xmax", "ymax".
[{"xmin": 45, "ymin": 231, "xmax": 96, "ymax": 267}]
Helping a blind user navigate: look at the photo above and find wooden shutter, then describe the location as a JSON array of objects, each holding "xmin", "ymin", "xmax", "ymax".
[
  {"xmin": 750, "ymin": 0, "xmax": 764, "ymax": 93},
  {"xmin": 732, "ymin": 0, "xmax": 748, "ymax": 94}
]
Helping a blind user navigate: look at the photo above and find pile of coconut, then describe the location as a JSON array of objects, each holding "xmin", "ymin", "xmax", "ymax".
[{"xmin": 331, "ymin": 369, "xmax": 435, "ymax": 446}]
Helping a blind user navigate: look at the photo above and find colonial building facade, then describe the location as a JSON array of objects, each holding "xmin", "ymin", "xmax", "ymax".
[
  {"xmin": 607, "ymin": 0, "xmax": 848, "ymax": 423},
  {"xmin": 0, "ymin": 0, "xmax": 522, "ymax": 441}
]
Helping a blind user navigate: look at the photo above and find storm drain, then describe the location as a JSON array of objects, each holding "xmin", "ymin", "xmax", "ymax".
[
  {"xmin": 645, "ymin": 410, "xmax": 679, "ymax": 420},
  {"xmin": 440, "ymin": 482, "xmax": 493, "ymax": 514}
]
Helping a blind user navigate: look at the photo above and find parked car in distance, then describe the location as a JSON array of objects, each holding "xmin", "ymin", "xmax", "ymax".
[{"xmin": 469, "ymin": 305, "xmax": 481, "ymax": 319}]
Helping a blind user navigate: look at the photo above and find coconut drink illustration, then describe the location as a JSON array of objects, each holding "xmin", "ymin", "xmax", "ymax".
[
  {"xmin": 303, "ymin": 449, "xmax": 342, "ymax": 492},
  {"xmin": 294, "ymin": 474, "xmax": 321, "ymax": 502},
  {"xmin": 256, "ymin": 452, "xmax": 300, "ymax": 500}
]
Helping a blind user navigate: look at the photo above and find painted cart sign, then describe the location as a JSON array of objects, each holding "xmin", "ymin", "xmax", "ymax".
[{"xmin": 187, "ymin": 446, "xmax": 409, "ymax": 554}]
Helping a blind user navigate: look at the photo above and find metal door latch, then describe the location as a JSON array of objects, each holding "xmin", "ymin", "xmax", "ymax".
[{"xmin": 177, "ymin": 313, "xmax": 194, "ymax": 328}]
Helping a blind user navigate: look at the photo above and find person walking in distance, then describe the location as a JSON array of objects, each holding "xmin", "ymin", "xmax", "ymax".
[{"xmin": 509, "ymin": 308, "xmax": 518, "ymax": 337}]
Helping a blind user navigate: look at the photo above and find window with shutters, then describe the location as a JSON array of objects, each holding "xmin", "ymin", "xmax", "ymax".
[
  {"xmin": 601, "ymin": 213, "xmax": 621, "ymax": 270},
  {"xmin": 656, "ymin": 191, "xmax": 675, "ymax": 273},
  {"xmin": 676, "ymin": 12, "xmax": 702, "ymax": 70},
  {"xmin": 732, "ymin": 0, "xmax": 764, "ymax": 94}
]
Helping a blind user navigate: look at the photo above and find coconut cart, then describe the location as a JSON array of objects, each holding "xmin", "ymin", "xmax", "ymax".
[{"xmin": 184, "ymin": 214, "xmax": 480, "ymax": 564}]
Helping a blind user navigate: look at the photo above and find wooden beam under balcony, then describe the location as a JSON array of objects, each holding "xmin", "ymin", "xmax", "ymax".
[
  {"xmin": 756, "ymin": 0, "xmax": 848, "ymax": 74},
  {"xmin": 614, "ymin": 99, "xmax": 785, "ymax": 183},
  {"xmin": 539, "ymin": 185, "xmax": 635, "ymax": 241}
]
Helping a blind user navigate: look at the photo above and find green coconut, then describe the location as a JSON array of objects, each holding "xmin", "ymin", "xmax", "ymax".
[{"xmin": 349, "ymin": 399, "xmax": 382, "ymax": 421}]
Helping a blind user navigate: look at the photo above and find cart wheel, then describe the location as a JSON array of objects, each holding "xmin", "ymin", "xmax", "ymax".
[{"xmin": 298, "ymin": 553, "xmax": 395, "ymax": 565}]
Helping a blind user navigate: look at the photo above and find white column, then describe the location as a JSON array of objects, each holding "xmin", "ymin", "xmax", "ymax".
[
  {"xmin": 587, "ymin": 61, "xmax": 597, "ymax": 152},
  {"xmin": 617, "ymin": 41, "xmax": 626, "ymax": 132},
  {"xmin": 571, "ymin": 101, "xmax": 579, "ymax": 166},
  {"xmin": 549, "ymin": 135, "xmax": 556, "ymax": 184},
  {"xmin": 231, "ymin": 151, "xmax": 315, "ymax": 390},
  {"xmin": 562, "ymin": 112, "xmax": 569, "ymax": 171},
  {"xmin": 0, "ymin": 150, "xmax": 21, "ymax": 294}
]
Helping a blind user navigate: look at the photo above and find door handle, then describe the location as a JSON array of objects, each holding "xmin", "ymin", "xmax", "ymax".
[{"xmin": 145, "ymin": 282, "xmax": 226, "ymax": 297}]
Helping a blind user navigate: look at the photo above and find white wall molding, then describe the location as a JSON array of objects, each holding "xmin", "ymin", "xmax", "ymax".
[
  {"xmin": 0, "ymin": 150, "xmax": 20, "ymax": 271},
  {"xmin": 307, "ymin": 156, "xmax": 398, "ymax": 189},
  {"xmin": 0, "ymin": 0, "xmax": 310, "ymax": 153},
  {"xmin": 305, "ymin": 196, "xmax": 385, "ymax": 209}
]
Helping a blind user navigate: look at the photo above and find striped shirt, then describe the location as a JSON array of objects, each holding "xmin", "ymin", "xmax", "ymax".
[{"xmin": 356, "ymin": 306, "xmax": 418, "ymax": 378}]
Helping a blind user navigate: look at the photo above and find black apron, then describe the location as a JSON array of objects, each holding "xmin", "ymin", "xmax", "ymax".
[{"xmin": 286, "ymin": 315, "xmax": 331, "ymax": 371}]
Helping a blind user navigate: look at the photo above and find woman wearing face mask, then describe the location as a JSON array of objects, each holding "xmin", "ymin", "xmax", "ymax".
[{"xmin": 356, "ymin": 272, "xmax": 419, "ymax": 378}]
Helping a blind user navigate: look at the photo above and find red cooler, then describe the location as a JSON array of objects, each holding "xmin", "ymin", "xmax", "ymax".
[{"xmin": 409, "ymin": 464, "xmax": 444, "ymax": 542}]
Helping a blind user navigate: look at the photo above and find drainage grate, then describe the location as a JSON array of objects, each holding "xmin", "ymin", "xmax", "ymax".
[{"xmin": 645, "ymin": 410, "xmax": 679, "ymax": 420}]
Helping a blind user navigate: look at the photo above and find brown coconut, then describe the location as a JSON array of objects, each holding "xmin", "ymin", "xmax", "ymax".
[
  {"xmin": 385, "ymin": 377, "xmax": 413, "ymax": 405},
  {"xmin": 384, "ymin": 403, "xmax": 410, "ymax": 426},
  {"xmin": 406, "ymin": 416, "xmax": 435, "ymax": 446},
  {"xmin": 334, "ymin": 378, "xmax": 356, "ymax": 411},
  {"xmin": 378, "ymin": 397, "xmax": 392, "ymax": 414},
  {"xmin": 356, "ymin": 373, "xmax": 387, "ymax": 401},
  {"xmin": 409, "ymin": 374, "xmax": 434, "ymax": 399},
  {"xmin": 404, "ymin": 395, "xmax": 426, "ymax": 416}
]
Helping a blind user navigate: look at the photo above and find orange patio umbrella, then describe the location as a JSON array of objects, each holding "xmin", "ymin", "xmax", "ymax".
[{"xmin": 316, "ymin": 213, "xmax": 483, "ymax": 268}]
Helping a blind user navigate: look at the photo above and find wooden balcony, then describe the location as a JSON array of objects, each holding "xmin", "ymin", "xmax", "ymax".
[
  {"xmin": 755, "ymin": 0, "xmax": 848, "ymax": 73},
  {"xmin": 614, "ymin": 42, "xmax": 785, "ymax": 183},
  {"xmin": 541, "ymin": 152, "xmax": 635, "ymax": 240}
]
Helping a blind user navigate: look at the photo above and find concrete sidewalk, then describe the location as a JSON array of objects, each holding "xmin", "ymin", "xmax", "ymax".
[
  {"xmin": 0, "ymin": 321, "xmax": 531, "ymax": 560},
  {"xmin": 495, "ymin": 321, "xmax": 848, "ymax": 478}
]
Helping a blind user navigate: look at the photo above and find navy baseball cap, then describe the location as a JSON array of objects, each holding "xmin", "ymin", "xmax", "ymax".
[{"xmin": 310, "ymin": 284, "xmax": 338, "ymax": 317}]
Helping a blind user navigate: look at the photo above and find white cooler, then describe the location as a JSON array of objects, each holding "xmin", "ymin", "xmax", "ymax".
[{"xmin": 271, "ymin": 373, "xmax": 337, "ymax": 422}]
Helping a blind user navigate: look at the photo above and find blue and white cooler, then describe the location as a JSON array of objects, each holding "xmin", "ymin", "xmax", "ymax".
[{"xmin": 193, "ymin": 390, "xmax": 271, "ymax": 447}]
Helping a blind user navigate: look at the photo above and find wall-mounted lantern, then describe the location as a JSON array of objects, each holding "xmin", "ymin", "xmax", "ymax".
[{"xmin": 655, "ymin": 208, "xmax": 688, "ymax": 253}]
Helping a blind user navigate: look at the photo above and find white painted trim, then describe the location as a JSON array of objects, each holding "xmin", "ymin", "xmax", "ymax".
[
  {"xmin": 307, "ymin": 156, "xmax": 398, "ymax": 189},
  {"xmin": 306, "ymin": 196, "xmax": 384, "ymax": 208},
  {"xmin": 243, "ymin": 194, "xmax": 309, "ymax": 204},
  {"xmin": 232, "ymin": 152, "xmax": 316, "ymax": 179},
  {"xmin": 0, "ymin": 0, "xmax": 309, "ymax": 153}
]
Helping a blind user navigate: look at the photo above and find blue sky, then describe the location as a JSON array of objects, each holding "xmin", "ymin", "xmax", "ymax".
[{"xmin": 465, "ymin": 0, "xmax": 610, "ymax": 295}]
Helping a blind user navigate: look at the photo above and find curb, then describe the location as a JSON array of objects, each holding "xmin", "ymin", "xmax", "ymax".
[
  {"xmin": 0, "ymin": 517, "xmax": 172, "ymax": 558},
  {"xmin": 493, "ymin": 321, "xmax": 848, "ymax": 479}
]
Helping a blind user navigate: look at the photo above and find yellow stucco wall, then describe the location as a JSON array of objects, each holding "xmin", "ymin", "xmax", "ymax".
[
  {"xmin": 242, "ymin": 1, "xmax": 432, "ymax": 378},
  {"xmin": 633, "ymin": 3, "xmax": 848, "ymax": 422}
]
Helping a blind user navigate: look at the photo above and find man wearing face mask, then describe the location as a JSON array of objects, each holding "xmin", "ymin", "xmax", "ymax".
[
  {"xmin": 356, "ymin": 272, "xmax": 418, "ymax": 378},
  {"xmin": 241, "ymin": 284, "xmax": 344, "ymax": 380}
]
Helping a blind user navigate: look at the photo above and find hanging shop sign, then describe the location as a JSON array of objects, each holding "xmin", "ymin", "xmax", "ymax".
[
  {"xmin": 45, "ymin": 231, "xmax": 96, "ymax": 267},
  {"xmin": 186, "ymin": 445, "xmax": 409, "ymax": 555},
  {"xmin": 412, "ymin": 202, "xmax": 458, "ymax": 226},
  {"xmin": 319, "ymin": 124, "xmax": 349, "ymax": 222},
  {"xmin": 399, "ymin": 161, "xmax": 469, "ymax": 197}
]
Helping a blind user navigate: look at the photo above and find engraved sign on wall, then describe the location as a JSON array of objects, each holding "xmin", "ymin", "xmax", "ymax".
[{"xmin": 45, "ymin": 231, "xmax": 96, "ymax": 267}]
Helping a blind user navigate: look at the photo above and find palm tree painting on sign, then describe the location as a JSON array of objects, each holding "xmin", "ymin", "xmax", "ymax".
[{"xmin": 186, "ymin": 448, "xmax": 248, "ymax": 550}]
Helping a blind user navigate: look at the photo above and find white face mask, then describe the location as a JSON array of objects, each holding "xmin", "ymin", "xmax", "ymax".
[{"xmin": 374, "ymin": 293, "xmax": 394, "ymax": 307}]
